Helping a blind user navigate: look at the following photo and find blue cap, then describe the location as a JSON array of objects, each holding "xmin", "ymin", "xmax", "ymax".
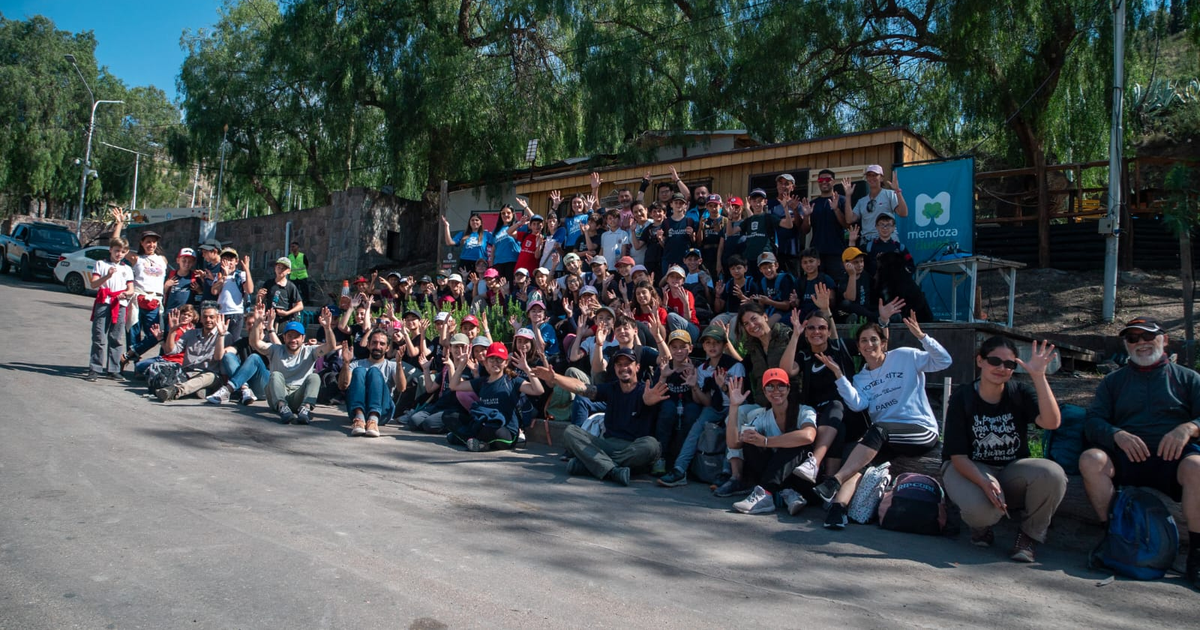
[{"xmin": 283, "ymin": 321, "xmax": 306, "ymax": 336}]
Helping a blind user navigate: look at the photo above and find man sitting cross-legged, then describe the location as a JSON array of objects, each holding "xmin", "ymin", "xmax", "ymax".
[
  {"xmin": 247, "ymin": 302, "xmax": 336, "ymax": 425},
  {"xmin": 532, "ymin": 349, "xmax": 669, "ymax": 486},
  {"xmin": 337, "ymin": 331, "xmax": 407, "ymax": 438},
  {"xmin": 156, "ymin": 303, "xmax": 228, "ymax": 402}
]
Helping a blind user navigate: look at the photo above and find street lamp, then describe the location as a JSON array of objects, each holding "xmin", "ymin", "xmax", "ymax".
[
  {"xmin": 65, "ymin": 54, "xmax": 123, "ymax": 238},
  {"xmin": 99, "ymin": 141, "xmax": 144, "ymax": 213}
]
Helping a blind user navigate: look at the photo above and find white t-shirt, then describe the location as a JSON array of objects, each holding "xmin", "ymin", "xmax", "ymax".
[
  {"xmin": 599, "ymin": 229, "xmax": 631, "ymax": 266},
  {"xmin": 93, "ymin": 259, "xmax": 134, "ymax": 293},
  {"xmin": 630, "ymin": 220, "xmax": 652, "ymax": 265},
  {"xmin": 132, "ymin": 254, "xmax": 168, "ymax": 295},
  {"xmin": 217, "ymin": 270, "xmax": 247, "ymax": 315},
  {"xmin": 852, "ymin": 188, "xmax": 900, "ymax": 242},
  {"xmin": 267, "ymin": 343, "xmax": 321, "ymax": 388},
  {"xmin": 349, "ymin": 358, "xmax": 398, "ymax": 391}
]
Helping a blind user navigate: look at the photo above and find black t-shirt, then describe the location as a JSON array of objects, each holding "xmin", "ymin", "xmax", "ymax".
[
  {"xmin": 662, "ymin": 216, "xmax": 697, "ymax": 269},
  {"xmin": 658, "ymin": 360, "xmax": 697, "ymax": 405},
  {"xmin": 720, "ymin": 277, "xmax": 758, "ymax": 314},
  {"xmin": 740, "ymin": 213, "xmax": 780, "ymax": 260},
  {"xmin": 808, "ymin": 196, "xmax": 847, "ymax": 255},
  {"xmin": 943, "ymin": 381, "xmax": 1040, "ymax": 466},
  {"xmin": 798, "ymin": 274, "xmax": 836, "ymax": 318},
  {"xmin": 260, "ymin": 280, "xmax": 303, "ymax": 322},
  {"xmin": 593, "ymin": 381, "xmax": 654, "ymax": 441},
  {"xmin": 796, "ymin": 338, "xmax": 856, "ymax": 406},
  {"xmin": 639, "ymin": 222, "xmax": 664, "ymax": 268},
  {"xmin": 700, "ymin": 216, "xmax": 725, "ymax": 269},
  {"xmin": 603, "ymin": 344, "xmax": 659, "ymax": 383}
]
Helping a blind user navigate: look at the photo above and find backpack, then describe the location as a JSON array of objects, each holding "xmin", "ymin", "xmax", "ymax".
[
  {"xmin": 689, "ymin": 421, "xmax": 727, "ymax": 484},
  {"xmin": 145, "ymin": 361, "xmax": 184, "ymax": 394},
  {"xmin": 848, "ymin": 462, "xmax": 892, "ymax": 524},
  {"xmin": 1089, "ymin": 487, "xmax": 1179, "ymax": 580},
  {"xmin": 878, "ymin": 472, "xmax": 947, "ymax": 535},
  {"xmin": 1043, "ymin": 403, "xmax": 1087, "ymax": 475}
]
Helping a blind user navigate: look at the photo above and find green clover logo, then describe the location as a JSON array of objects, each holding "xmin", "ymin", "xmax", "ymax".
[{"xmin": 922, "ymin": 201, "xmax": 944, "ymax": 222}]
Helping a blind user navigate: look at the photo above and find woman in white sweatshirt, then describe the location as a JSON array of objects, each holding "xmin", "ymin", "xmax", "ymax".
[{"xmin": 811, "ymin": 315, "xmax": 952, "ymax": 529}]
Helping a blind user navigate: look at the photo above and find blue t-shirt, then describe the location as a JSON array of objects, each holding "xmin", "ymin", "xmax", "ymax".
[
  {"xmin": 563, "ymin": 214, "xmax": 589, "ymax": 250},
  {"xmin": 453, "ymin": 230, "xmax": 492, "ymax": 261},
  {"xmin": 662, "ymin": 216, "xmax": 697, "ymax": 269},
  {"xmin": 593, "ymin": 381, "xmax": 654, "ymax": 441},
  {"xmin": 471, "ymin": 374, "xmax": 527, "ymax": 434},
  {"xmin": 492, "ymin": 225, "xmax": 521, "ymax": 264}
]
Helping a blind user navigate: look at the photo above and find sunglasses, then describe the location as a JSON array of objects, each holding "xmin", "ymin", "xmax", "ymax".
[
  {"xmin": 1124, "ymin": 331, "xmax": 1159, "ymax": 344},
  {"xmin": 867, "ymin": 199, "xmax": 876, "ymax": 214},
  {"xmin": 984, "ymin": 356, "xmax": 1018, "ymax": 370},
  {"xmin": 817, "ymin": 177, "xmax": 833, "ymax": 183}
]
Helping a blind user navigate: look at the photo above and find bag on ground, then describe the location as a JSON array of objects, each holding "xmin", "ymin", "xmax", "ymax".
[
  {"xmin": 144, "ymin": 361, "xmax": 184, "ymax": 394},
  {"xmin": 1089, "ymin": 487, "xmax": 1179, "ymax": 580},
  {"xmin": 848, "ymin": 462, "xmax": 892, "ymax": 524},
  {"xmin": 878, "ymin": 472, "xmax": 947, "ymax": 535},
  {"xmin": 1043, "ymin": 403, "xmax": 1087, "ymax": 475},
  {"xmin": 689, "ymin": 421, "xmax": 727, "ymax": 484}
]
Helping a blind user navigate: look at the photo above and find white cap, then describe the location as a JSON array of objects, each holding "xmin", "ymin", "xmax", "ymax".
[
  {"xmin": 448, "ymin": 273, "xmax": 463, "ymax": 283},
  {"xmin": 534, "ymin": 267, "xmax": 551, "ymax": 276},
  {"xmin": 515, "ymin": 267, "xmax": 529, "ymax": 277},
  {"xmin": 865, "ymin": 164, "xmax": 884, "ymax": 175},
  {"xmin": 590, "ymin": 255, "xmax": 608, "ymax": 267},
  {"xmin": 435, "ymin": 312, "xmax": 451, "ymax": 322}
]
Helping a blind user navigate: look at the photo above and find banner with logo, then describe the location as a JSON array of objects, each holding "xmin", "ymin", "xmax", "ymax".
[{"xmin": 894, "ymin": 158, "xmax": 975, "ymax": 321}]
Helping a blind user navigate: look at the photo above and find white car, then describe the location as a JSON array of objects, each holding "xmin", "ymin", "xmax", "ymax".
[{"xmin": 54, "ymin": 246, "xmax": 111, "ymax": 294}]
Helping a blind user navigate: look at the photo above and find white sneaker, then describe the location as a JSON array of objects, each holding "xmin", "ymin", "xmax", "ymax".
[
  {"xmin": 205, "ymin": 386, "xmax": 232, "ymax": 405},
  {"xmin": 733, "ymin": 485, "xmax": 775, "ymax": 515},
  {"xmin": 239, "ymin": 386, "xmax": 257, "ymax": 405},
  {"xmin": 779, "ymin": 488, "xmax": 808, "ymax": 515},
  {"xmin": 793, "ymin": 453, "xmax": 819, "ymax": 484}
]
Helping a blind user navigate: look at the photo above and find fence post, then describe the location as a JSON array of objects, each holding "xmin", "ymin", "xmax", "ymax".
[{"xmin": 1037, "ymin": 159, "xmax": 1050, "ymax": 268}]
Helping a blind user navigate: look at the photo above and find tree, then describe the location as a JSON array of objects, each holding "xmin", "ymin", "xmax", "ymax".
[{"xmin": 1163, "ymin": 163, "xmax": 1198, "ymax": 367}]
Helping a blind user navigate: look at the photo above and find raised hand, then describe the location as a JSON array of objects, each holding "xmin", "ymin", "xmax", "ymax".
[
  {"xmin": 682, "ymin": 364, "xmax": 698, "ymax": 388},
  {"xmin": 148, "ymin": 322, "xmax": 162, "ymax": 339},
  {"xmin": 657, "ymin": 352, "xmax": 673, "ymax": 376},
  {"xmin": 812, "ymin": 283, "xmax": 832, "ymax": 312},
  {"xmin": 318, "ymin": 306, "xmax": 333, "ymax": 328},
  {"xmin": 167, "ymin": 308, "xmax": 180, "ymax": 329},
  {"xmin": 531, "ymin": 364, "xmax": 556, "ymax": 382},
  {"xmin": 902, "ymin": 314, "xmax": 924, "ymax": 339},
  {"xmin": 562, "ymin": 297, "xmax": 573, "ymax": 318},
  {"xmin": 263, "ymin": 306, "xmax": 276, "ymax": 329},
  {"xmin": 590, "ymin": 171, "xmax": 602, "ymax": 190},
  {"xmin": 814, "ymin": 353, "xmax": 844, "ymax": 380},
  {"xmin": 214, "ymin": 315, "xmax": 228, "ymax": 336},
  {"xmin": 253, "ymin": 300, "xmax": 267, "ymax": 321},
  {"xmin": 848, "ymin": 223, "xmax": 860, "ymax": 244},
  {"xmin": 840, "ymin": 177, "xmax": 853, "ymax": 195},
  {"xmin": 713, "ymin": 366, "xmax": 728, "ymax": 390},
  {"xmin": 643, "ymin": 380, "xmax": 671, "ymax": 405},
  {"xmin": 878, "ymin": 297, "xmax": 906, "ymax": 321},
  {"xmin": 798, "ymin": 197, "xmax": 813, "ymax": 217},
  {"xmin": 1017, "ymin": 340, "xmax": 1056, "ymax": 376},
  {"xmin": 549, "ymin": 190, "xmax": 562, "ymax": 208},
  {"xmin": 515, "ymin": 197, "xmax": 530, "ymax": 211},
  {"xmin": 789, "ymin": 307, "xmax": 803, "ymax": 331},
  {"xmin": 240, "ymin": 255, "xmax": 250, "ymax": 271},
  {"xmin": 584, "ymin": 193, "xmax": 597, "ymax": 208},
  {"xmin": 727, "ymin": 376, "xmax": 750, "ymax": 406},
  {"xmin": 668, "ymin": 165, "xmax": 680, "ymax": 182},
  {"xmin": 595, "ymin": 325, "xmax": 609, "ymax": 346},
  {"xmin": 889, "ymin": 171, "xmax": 902, "ymax": 194},
  {"xmin": 440, "ymin": 215, "xmax": 450, "ymax": 228}
]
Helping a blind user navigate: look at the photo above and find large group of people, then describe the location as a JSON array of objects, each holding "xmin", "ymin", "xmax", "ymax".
[{"xmin": 82, "ymin": 169, "xmax": 1199, "ymax": 589}]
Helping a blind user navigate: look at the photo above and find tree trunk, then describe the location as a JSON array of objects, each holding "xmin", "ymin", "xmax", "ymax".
[
  {"xmin": 249, "ymin": 175, "xmax": 283, "ymax": 215},
  {"xmin": 1182, "ymin": 229, "xmax": 1194, "ymax": 367}
]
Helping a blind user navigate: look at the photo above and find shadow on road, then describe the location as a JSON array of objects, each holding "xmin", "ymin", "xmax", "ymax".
[{"xmin": 0, "ymin": 361, "xmax": 90, "ymax": 379}]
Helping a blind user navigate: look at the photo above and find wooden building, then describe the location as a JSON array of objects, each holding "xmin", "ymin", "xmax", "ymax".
[{"xmin": 515, "ymin": 127, "xmax": 940, "ymax": 214}]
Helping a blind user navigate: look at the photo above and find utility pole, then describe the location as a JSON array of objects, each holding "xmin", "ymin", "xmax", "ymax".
[
  {"xmin": 213, "ymin": 125, "xmax": 229, "ymax": 226},
  {"xmin": 99, "ymin": 141, "xmax": 143, "ymax": 212},
  {"xmin": 64, "ymin": 54, "xmax": 122, "ymax": 238},
  {"xmin": 1101, "ymin": 0, "xmax": 1126, "ymax": 322},
  {"xmin": 190, "ymin": 163, "xmax": 200, "ymax": 207}
]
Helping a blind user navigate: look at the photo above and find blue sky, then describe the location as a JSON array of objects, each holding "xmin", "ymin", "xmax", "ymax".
[{"xmin": 2, "ymin": 0, "xmax": 224, "ymax": 100}]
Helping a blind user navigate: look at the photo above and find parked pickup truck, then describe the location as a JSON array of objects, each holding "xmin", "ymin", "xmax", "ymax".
[{"xmin": 0, "ymin": 222, "xmax": 83, "ymax": 281}]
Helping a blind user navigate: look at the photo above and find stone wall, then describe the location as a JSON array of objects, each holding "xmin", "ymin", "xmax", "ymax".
[{"xmin": 125, "ymin": 218, "xmax": 203, "ymax": 261}]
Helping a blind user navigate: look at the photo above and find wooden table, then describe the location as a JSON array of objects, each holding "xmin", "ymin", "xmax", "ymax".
[{"xmin": 914, "ymin": 255, "xmax": 1027, "ymax": 327}]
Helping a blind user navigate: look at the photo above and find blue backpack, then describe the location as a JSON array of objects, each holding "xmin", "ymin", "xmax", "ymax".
[{"xmin": 1089, "ymin": 487, "xmax": 1179, "ymax": 580}]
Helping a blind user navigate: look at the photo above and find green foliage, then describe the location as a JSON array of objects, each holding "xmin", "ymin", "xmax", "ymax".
[{"xmin": 1162, "ymin": 163, "xmax": 1199, "ymax": 236}]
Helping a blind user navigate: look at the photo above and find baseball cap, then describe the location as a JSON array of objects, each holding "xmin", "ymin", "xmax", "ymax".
[
  {"xmin": 590, "ymin": 255, "xmax": 608, "ymax": 267},
  {"xmin": 748, "ymin": 188, "xmax": 768, "ymax": 199},
  {"xmin": 666, "ymin": 265, "xmax": 686, "ymax": 278},
  {"xmin": 178, "ymin": 248, "xmax": 196, "ymax": 258},
  {"xmin": 706, "ymin": 194, "xmax": 723, "ymax": 205},
  {"xmin": 140, "ymin": 230, "xmax": 162, "ymax": 240},
  {"xmin": 449, "ymin": 333, "xmax": 470, "ymax": 346},
  {"xmin": 616, "ymin": 256, "xmax": 635, "ymax": 267},
  {"xmin": 283, "ymin": 321, "xmax": 306, "ymax": 337},
  {"xmin": 700, "ymin": 325, "xmax": 727, "ymax": 344},
  {"xmin": 632, "ymin": 264, "xmax": 648, "ymax": 275},
  {"xmin": 471, "ymin": 336, "xmax": 491, "ymax": 349},
  {"xmin": 461, "ymin": 314, "xmax": 480, "ymax": 327},
  {"xmin": 580, "ymin": 285, "xmax": 599, "ymax": 296},
  {"xmin": 610, "ymin": 347, "xmax": 637, "ymax": 364},
  {"xmin": 439, "ymin": 295, "xmax": 456, "ymax": 304},
  {"xmin": 485, "ymin": 342, "xmax": 509, "ymax": 360},
  {"xmin": 667, "ymin": 329, "xmax": 692, "ymax": 345},
  {"xmin": 762, "ymin": 368, "xmax": 789, "ymax": 387},
  {"xmin": 529, "ymin": 214, "xmax": 544, "ymax": 222},
  {"xmin": 876, "ymin": 211, "xmax": 896, "ymax": 223},
  {"xmin": 564, "ymin": 252, "xmax": 581, "ymax": 264},
  {"xmin": 435, "ymin": 311, "xmax": 451, "ymax": 322},
  {"xmin": 395, "ymin": 276, "xmax": 411, "ymax": 284},
  {"xmin": 354, "ymin": 276, "xmax": 369, "ymax": 284},
  {"xmin": 419, "ymin": 275, "xmax": 433, "ymax": 284},
  {"xmin": 776, "ymin": 173, "xmax": 795, "ymax": 183},
  {"xmin": 514, "ymin": 268, "xmax": 529, "ymax": 277},
  {"xmin": 841, "ymin": 247, "xmax": 867, "ymax": 262},
  {"xmin": 864, "ymin": 164, "xmax": 884, "ymax": 176},
  {"xmin": 534, "ymin": 267, "xmax": 551, "ymax": 276},
  {"xmin": 526, "ymin": 300, "xmax": 546, "ymax": 312},
  {"xmin": 728, "ymin": 197, "xmax": 744, "ymax": 207},
  {"xmin": 684, "ymin": 248, "xmax": 701, "ymax": 259},
  {"xmin": 436, "ymin": 270, "xmax": 448, "ymax": 279},
  {"xmin": 403, "ymin": 309, "xmax": 422, "ymax": 319},
  {"xmin": 275, "ymin": 256, "xmax": 292, "ymax": 268},
  {"xmin": 199, "ymin": 239, "xmax": 221, "ymax": 251},
  {"xmin": 483, "ymin": 268, "xmax": 500, "ymax": 279},
  {"xmin": 596, "ymin": 305, "xmax": 616, "ymax": 319},
  {"xmin": 514, "ymin": 328, "xmax": 535, "ymax": 340},
  {"xmin": 1120, "ymin": 316, "xmax": 1165, "ymax": 336},
  {"xmin": 219, "ymin": 247, "xmax": 238, "ymax": 258},
  {"xmin": 448, "ymin": 273, "xmax": 463, "ymax": 283},
  {"xmin": 757, "ymin": 252, "xmax": 777, "ymax": 266},
  {"xmin": 670, "ymin": 192, "xmax": 687, "ymax": 202}
]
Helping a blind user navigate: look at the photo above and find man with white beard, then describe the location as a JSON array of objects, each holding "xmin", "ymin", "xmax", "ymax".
[{"xmin": 1079, "ymin": 316, "xmax": 1200, "ymax": 590}]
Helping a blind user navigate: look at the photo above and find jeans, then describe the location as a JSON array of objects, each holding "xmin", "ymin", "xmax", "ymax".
[
  {"xmin": 266, "ymin": 372, "xmax": 320, "ymax": 412},
  {"xmin": 672, "ymin": 406, "xmax": 725, "ymax": 474},
  {"xmin": 90, "ymin": 301, "xmax": 125, "ymax": 374},
  {"xmin": 665, "ymin": 312, "xmax": 700, "ymax": 341},
  {"xmin": 570, "ymin": 396, "xmax": 608, "ymax": 428},
  {"xmin": 656, "ymin": 400, "xmax": 701, "ymax": 467},
  {"xmin": 128, "ymin": 301, "xmax": 160, "ymax": 353},
  {"xmin": 221, "ymin": 352, "xmax": 269, "ymax": 397},
  {"xmin": 346, "ymin": 365, "xmax": 395, "ymax": 420}
]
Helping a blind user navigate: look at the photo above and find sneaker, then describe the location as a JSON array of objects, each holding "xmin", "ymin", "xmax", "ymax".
[
  {"xmin": 350, "ymin": 419, "xmax": 367, "ymax": 436},
  {"xmin": 650, "ymin": 458, "xmax": 667, "ymax": 477},
  {"xmin": 793, "ymin": 453, "xmax": 819, "ymax": 484},
  {"xmin": 205, "ymin": 386, "xmax": 232, "ymax": 405},
  {"xmin": 105, "ymin": 372, "xmax": 121, "ymax": 380},
  {"xmin": 824, "ymin": 502, "xmax": 848, "ymax": 530},
  {"xmin": 1010, "ymin": 531, "xmax": 1036, "ymax": 563},
  {"xmin": 364, "ymin": 420, "xmax": 380, "ymax": 438},
  {"xmin": 607, "ymin": 466, "xmax": 631, "ymax": 486},
  {"xmin": 565, "ymin": 458, "xmax": 588, "ymax": 476},
  {"xmin": 657, "ymin": 469, "xmax": 688, "ymax": 488},
  {"xmin": 239, "ymin": 386, "xmax": 257, "ymax": 406},
  {"xmin": 713, "ymin": 477, "xmax": 746, "ymax": 498},
  {"xmin": 1186, "ymin": 547, "xmax": 1200, "ymax": 591},
  {"xmin": 155, "ymin": 385, "xmax": 178, "ymax": 402},
  {"xmin": 85, "ymin": 371, "xmax": 100, "ymax": 382},
  {"xmin": 733, "ymin": 486, "xmax": 775, "ymax": 515},
  {"xmin": 278, "ymin": 404, "xmax": 296, "ymax": 424},
  {"xmin": 970, "ymin": 527, "xmax": 995, "ymax": 548},
  {"xmin": 813, "ymin": 477, "xmax": 842, "ymax": 504},
  {"xmin": 466, "ymin": 438, "xmax": 488, "ymax": 452},
  {"xmin": 516, "ymin": 429, "xmax": 527, "ymax": 447},
  {"xmin": 779, "ymin": 488, "xmax": 807, "ymax": 516},
  {"xmin": 295, "ymin": 405, "xmax": 312, "ymax": 425}
]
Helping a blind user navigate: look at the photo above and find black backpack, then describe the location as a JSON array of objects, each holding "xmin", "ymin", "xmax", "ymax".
[
  {"xmin": 145, "ymin": 361, "xmax": 184, "ymax": 394},
  {"xmin": 689, "ymin": 421, "xmax": 727, "ymax": 484}
]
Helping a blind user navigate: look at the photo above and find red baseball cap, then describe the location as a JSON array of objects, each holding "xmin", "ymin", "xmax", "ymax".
[
  {"xmin": 485, "ymin": 342, "xmax": 509, "ymax": 360},
  {"xmin": 461, "ymin": 315, "xmax": 480, "ymax": 328},
  {"xmin": 617, "ymin": 256, "xmax": 636, "ymax": 267},
  {"xmin": 728, "ymin": 197, "xmax": 744, "ymax": 207},
  {"xmin": 354, "ymin": 276, "xmax": 368, "ymax": 284},
  {"xmin": 762, "ymin": 368, "xmax": 790, "ymax": 387}
]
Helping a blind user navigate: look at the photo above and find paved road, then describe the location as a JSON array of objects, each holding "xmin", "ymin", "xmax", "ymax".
[{"xmin": 0, "ymin": 274, "xmax": 1193, "ymax": 629}]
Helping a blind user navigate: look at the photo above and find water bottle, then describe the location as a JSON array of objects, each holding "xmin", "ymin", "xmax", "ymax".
[{"xmin": 341, "ymin": 280, "xmax": 350, "ymax": 297}]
